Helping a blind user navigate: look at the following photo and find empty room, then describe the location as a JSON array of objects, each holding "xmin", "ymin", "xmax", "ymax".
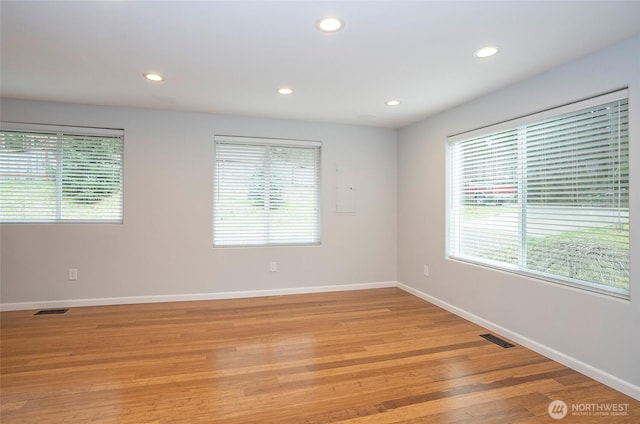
[{"xmin": 1, "ymin": 1, "xmax": 639, "ymax": 423}]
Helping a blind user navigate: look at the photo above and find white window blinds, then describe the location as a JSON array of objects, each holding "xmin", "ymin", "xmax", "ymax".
[
  {"xmin": 214, "ymin": 136, "xmax": 321, "ymax": 247},
  {"xmin": 0, "ymin": 123, "xmax": 124, "ymax": 223},
  {"xmin": 448, "ymin": 90, "xmax": 629, "ymax": 298}
]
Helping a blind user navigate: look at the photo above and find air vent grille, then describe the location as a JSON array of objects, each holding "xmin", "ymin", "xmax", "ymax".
[
  {"xmin": 34, "ymin": 309, "xmax": 69, "ymax": 315},
  {"xmin": 480, "ymin": 333, "xmax": 515, "ymax": 348}
]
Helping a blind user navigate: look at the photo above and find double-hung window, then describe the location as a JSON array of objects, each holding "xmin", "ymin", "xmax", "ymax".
[
  {"xmin": 447, "ymin": 90, "xmax": 629, "ymax": 298},
  {"xmin": 213, "ymin": 135, "xmax": 321, "ymax": 247},
  {"xmin": 0, "ymin": 123, "xmax": 124, "ymax": 223}
]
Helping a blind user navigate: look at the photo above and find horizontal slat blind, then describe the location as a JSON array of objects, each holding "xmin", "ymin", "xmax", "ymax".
[
  {"xmin": 0, "ymin": 126, "xmax": 124, "ymax": 223},
  {"xmin": 448, "ymin": 91, "xmax": 629, "ymax": 298},
  {"xmin": 449, "ymin": 128, "xmax": 520, "ymax": 267},
  {"xmin": 524, "ymin": 99, "xmax": 628, "ymax": 292},
  {"xmin": 214, "ymin": 137, "xmax": 320, "ymax": 247}
]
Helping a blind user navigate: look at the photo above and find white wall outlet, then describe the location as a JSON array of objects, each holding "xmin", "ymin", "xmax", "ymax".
[
  {"xmin": 68, "ymin": 268, "xmax": 78, "ymax": 281},
  {"xmin": 423, "ymin": 265, "xmax": 429, "ymax": 277},
  {"xmin": 270, "ymin": 261, "xmax": 277, "ymax": 272}
]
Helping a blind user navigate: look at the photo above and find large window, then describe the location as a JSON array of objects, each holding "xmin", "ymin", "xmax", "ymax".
[
  {"xmin": 0, "ymin": 123, "xmax": 124, "ymax": 223},
  {"xmin": 213, "ymin": 135, "xmax": 321, "ymax": 247},
  {"xmin": 447, "ymin": 90, "xmax": 629, "ymax": 298}
]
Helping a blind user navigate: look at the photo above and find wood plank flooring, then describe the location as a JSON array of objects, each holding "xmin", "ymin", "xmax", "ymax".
[{"xmin": 1, "ymin": 288, "xmax": 638, "ymax": 423}]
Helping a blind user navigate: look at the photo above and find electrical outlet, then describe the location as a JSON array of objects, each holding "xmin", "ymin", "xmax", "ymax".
[
  {"xmin": 270, "ymin": 261, "xmax": 277, "ymax": 272},
  {"xmin": 68, "ymin": 268, "xmax": 78, "ymax": 281},
  {"xmin": 423, "ymin": 265, "xmax": 429, "ymax": 277}
]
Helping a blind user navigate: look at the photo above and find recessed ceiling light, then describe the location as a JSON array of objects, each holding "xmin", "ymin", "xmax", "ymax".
[
  {"xmin": 473, "ymin": 46, "xmax": 499, "ymax": 58},
  {"xmin": 317, "ymin": 17, "xmax": 344, "ymax": 32},
  {"xmin": 144, "ymin": 73, "xmax": 164, "ymax": 82},
  {"xmin": 277, "ymin": 87, "xmax": 293, "ymax": 95},
  {"xmin": 385, "ymin": 99, "xmax": 401, "ymax": 106}
]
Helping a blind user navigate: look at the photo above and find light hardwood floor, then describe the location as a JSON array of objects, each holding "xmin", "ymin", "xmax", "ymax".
[{"xmin": 1, "ymin": 288, "xmax": 638, "ymax": 423}]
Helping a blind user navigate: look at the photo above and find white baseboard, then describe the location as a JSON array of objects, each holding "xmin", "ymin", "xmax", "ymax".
[
  {"xmin": 396, "ymin": 282, "xmax": 640, "ymax": 401},
  {"xmin": 0, "ymin": 281, "xmax": 397, "ymax": 312}
]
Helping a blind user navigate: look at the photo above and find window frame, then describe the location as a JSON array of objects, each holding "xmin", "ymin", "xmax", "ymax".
[
  {"xmin": 446, "ymin": 89, "xmax": 629, "ymax": 299},
  {"xmin": 0, "ymin": 122, "xmax": 124, "ymax": 224},
  {"xmin": 213, "ymin": 135, "xmax": 321, "ymax": 248}
]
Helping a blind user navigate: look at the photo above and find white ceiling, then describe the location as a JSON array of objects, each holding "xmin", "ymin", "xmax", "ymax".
[{"xmin": 2, "ymin": 1, "xmax": 640, "ymax": 129}]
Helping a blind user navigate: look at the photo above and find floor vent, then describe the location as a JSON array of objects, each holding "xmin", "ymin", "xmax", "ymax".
[
  {"xmin": 480, "ymin": 333, "xmax": 515, "ymax": 348},
  {"xmin": 34, "ymin": 308, "xmax": 69, "ymax": 316}
]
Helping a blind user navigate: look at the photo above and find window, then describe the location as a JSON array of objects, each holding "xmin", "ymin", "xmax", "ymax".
[
  {"xmin": 213, "ymin": 135, "xmax": 321, "ymax": 247},
  {"xmin": 0, "ymin": 123, "xmax": 124, "ymax": 223},
  {"xmin": 447, "ymin": 90, "xmax": 629, "ymax": 298}
]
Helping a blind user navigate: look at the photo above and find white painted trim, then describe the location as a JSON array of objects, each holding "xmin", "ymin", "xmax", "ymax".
[
  {"xmin": 0, "ymin": 281, "xmax": 397, "ymax": 312},
  {"xmin": 396, "ymin": 282, "xmax": 640, "ymax": 401}
]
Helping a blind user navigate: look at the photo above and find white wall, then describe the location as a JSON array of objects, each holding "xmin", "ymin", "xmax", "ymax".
[
  {"xmin": 0, "ymin": 101, "xmax": 398, "ymax": 305},
  {"xmin": 398, "ymin": 35, "xmax": 640, "ymax": 397}
]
